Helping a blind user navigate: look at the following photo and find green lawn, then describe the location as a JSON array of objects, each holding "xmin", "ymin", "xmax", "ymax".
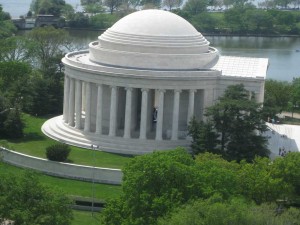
[
  {"xmin": 0, "ymin": 162, "xmax": 122, "ymax": 200},
  {"xmin": 1, "ymin": 114, "xmax": 132, "ymax": 169},
  {"xmin": 72, "ymin": 210, "xmax": 102, "ymax": 225}
]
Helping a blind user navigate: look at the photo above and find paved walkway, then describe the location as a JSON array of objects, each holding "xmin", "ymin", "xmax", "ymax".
[
  {"xmin": 278, "ymin": 111, "xmax": 300, "ymax": 119},
  {"xmin": 266, "ymin": 122, "xmax": 300, "ymax": 160}
]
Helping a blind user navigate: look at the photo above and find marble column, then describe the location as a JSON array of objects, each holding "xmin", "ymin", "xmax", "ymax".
[
  {"xmin": 187, "ymin": 89, "xmax": 196, "ymax": 125},
  {"xmin": 139, "ymin": 88, "xmax": 149, "ymax": 139},
  {"xmin": 171, "ymin": 89, "xmax": 181, "ymax": 140},
  {"xmin": 124, "ymin": 87, "xmax": 133, "ymax": 138},
  {"xmin": 84, "ymin": 82, "xmax": 91, "ymax": 132},
  {"xmin": 75, "ymin": 79, "xmax": 82, "ymax": 129},
  {"xmin": 63, "ymin": 76, "xmax": 70, "ymax": 123},
  {"xmin": 68, "ymin": 78, "xmax": 75, "ymax": 127},
  {"xmin": 109, "ymin": 86, "xmax": 118, "ymax": 137},
  {"xmin": 155, "ymin": 89, "xmax": 165, "ymax": 141},
  {"xmin": 95, "ymin": 84, "xmax": 103, "ymax": 134}
]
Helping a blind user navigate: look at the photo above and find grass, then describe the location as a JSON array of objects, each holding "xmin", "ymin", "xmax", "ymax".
[
  {"xmin": 72, "ymin": 210, "xmax": 102, "ymax": 225},
  {"xmin": 0, "ymin": 162, "xmax": 122, "ymax": 200},
  {"xmin": 281, "ymin": 116, "xmax": 300, "ymax": 125},
  {"xmin": 1, "ymin": 114, "xmax": 132, "ymax": 169}
]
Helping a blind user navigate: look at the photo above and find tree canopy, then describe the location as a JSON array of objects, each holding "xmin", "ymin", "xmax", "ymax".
[
  {"xmin": 101, "ymin": 149, "xmax": 300, "ymax": 224},
  {"xmin": 189, "ymin": 84, "xmax": 269, "ymax": 162},
  {"xmin": 0, "ymin": 168, "xmax": 73, "ymax": 225}
]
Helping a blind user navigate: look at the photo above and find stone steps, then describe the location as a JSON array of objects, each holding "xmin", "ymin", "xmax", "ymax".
[{"xmin": 42, "ymin": 116, "xmax": 190, "ymax": 155}]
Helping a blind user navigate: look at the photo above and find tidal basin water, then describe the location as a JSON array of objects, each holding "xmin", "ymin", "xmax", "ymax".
[{"xmin": 68, "ymin": 29, "xmax": 300, "ymax": 82}]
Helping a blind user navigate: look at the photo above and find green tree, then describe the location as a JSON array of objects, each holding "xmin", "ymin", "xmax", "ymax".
[
  {"xmin": 195, "ymin": 153, "xmax": 239, "ymax": 199},
  {"xmin": 264, "ymin": 79, "xmax": 291, "ymax": 117},
  {"xmin": 83, "ymin": 2, "xmax": 104, "ymax": 13},
  {"xmin": 26, "ymin": 26, "xmax": 70, "ymax": 74},
  {"xmin": 0, "ymin": 6, "xmax": 16, "ymax": 38},
  {"xmin": 104, "ymin": 0, "xmax": 122, "ymax": 14},
  {"xmin": 140, "ymin": 0, "xmax": 162, "ymax": 8},
  {"xmin": 68, "ymin": 12, "xmax": 89, "ymax": 28},
  {"xmin": 0, "ymin": 36, "xmax": 33, "ymax": 62},
  {"xmin": 205, "ymin": 84, "xmax": 269, "ymax": 162},
  {"xmin": 101, "ymin": 148, "xmax": 203, "ymax": 225},
  {"xmin": 0, "ymin": 169, "xmax": 73, "ymax": 225},
  {"xmin": 290, "ymin": 77, "xmax": 300, "ymax": 117},
  {"xmin": 163, "ymin": 0, "xmax": 183, "ymax": 10},
  {"xmin": 237, "ymin": 157, "xmax": 289, "ymax": 204},
  {"xmin": 183, "ymin": 0, "xmax": 209, "ymax": 15},
  {"xmin": 224, "ymin": 4, "xmax": 256, "ymax": 33},
  {"xmin": 272, "ymin": 152, "xmax": 300, "ymax": 197},
  {"xmin": 274, "ymin": 0, "xmax": 293, "ymax": 8},
  {"xmin": 244, "ymin": 9, "xmax": 274, "ymax": 34},
  {"xmin": 158, "ymin": 196, "xmax": 300, "ymax": 225},
  {"xmin": 30, "ymin": 0, "xmax": 68, "ymax": 16},
  {"xmin": 188, "ymin": 117, "xmax": 219, "ymax": 155}
]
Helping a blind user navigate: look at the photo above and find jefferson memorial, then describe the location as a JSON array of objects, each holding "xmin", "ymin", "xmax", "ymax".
[{"xmin": 42, "ymin": 9, "xmax": 268, "ymax": 155}]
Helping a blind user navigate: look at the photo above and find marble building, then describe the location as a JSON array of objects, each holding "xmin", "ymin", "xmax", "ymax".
[{"xmin": 42, "ymin": 9, "xmax": 268, "ymax": 155}]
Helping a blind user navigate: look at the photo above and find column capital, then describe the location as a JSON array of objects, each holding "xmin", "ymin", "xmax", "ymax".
[
  {"xmin": 125, "ymin": 87, "xmax": 133, "ymax": 91},
  {"xmin": 110, "ymin": 85, "xmax": 118, "ymax": 90},
  {"xmin": 156, "ymin": 89, "xmax": 166, "ymax": 93},
  {"xmin": 174, "ymin": 89, "xmax": 182, "ymax": 93},
  {"xmin": 141, "ymin": 88, "xmax": 149, "ymax": 93},
  {"xmin": 189, "ymin": 89, "xmax": 197, "ymax": 93},
  {"xmin": 97, "ymin": 83, "xmax": 103, "ymax": 87}
]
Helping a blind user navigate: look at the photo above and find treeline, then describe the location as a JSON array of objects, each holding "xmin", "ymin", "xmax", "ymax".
[
  {"xmin": 17, "ymin": 0, "xmax": 300, "ymax": 35},
  {"xmin": 0, "ymin": 5, "xmax": 68, "ymax": 138},
  {"xmin": 264, "ymin": 79, "xmax": 300, "ymax": 118},
  {"xmin": 101, "ymin": 149, "xmax": 300, "ymax": 224}
]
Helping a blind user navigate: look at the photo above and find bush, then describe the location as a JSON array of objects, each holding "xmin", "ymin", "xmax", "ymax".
[{"xmin": 46, "ymin": 143, "xmax": 71, "ymax": 162}]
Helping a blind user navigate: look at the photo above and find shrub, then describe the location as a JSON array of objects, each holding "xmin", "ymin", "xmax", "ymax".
[{"xmin": 46, "ymin": 143, "xmax": 71, "ymax": 162}]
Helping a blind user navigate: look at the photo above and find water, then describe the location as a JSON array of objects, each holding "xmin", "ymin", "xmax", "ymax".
[
  {"xmin": 68, "ymin": 30, "xmax": 300, "ymax": 81},
  {"xmin": 0, "ymin": 0, "xmax": 82, "ymax": 18},
  {"xmin": 1, "ymin": 1, "xmax": 299, "ymax": 81}
]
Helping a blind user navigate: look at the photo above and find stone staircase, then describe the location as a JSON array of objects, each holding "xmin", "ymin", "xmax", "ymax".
[{"xmin": 42, "ymin": 116, "xmax": 190, "ymax": 155}]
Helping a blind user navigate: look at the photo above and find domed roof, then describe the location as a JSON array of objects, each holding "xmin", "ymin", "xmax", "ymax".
[
  {"xmin": 109, "ymin": 10, "xmax": 199, "ymax": 36},
  {"xmin": 89, "ymin": 10, "xmax": 219, "ymax": 70}
]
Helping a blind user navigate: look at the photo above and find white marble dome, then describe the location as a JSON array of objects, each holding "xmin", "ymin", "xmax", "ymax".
[{"xmin": 89, "ymin": 9, "xmax": 219, "ymax": 70}]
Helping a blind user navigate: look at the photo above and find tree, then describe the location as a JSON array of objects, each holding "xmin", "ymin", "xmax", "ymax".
[
  {"xmin": 163, "ymin": 0, "xmax": 183, "ymax": 10},
  {"xmin": 183, "ymin": 0, "xmax": 209, "ymax": 15},
  {"xmin": 0, "ymin": 169, "xmax": 73, "ymax": 225},
  {"xmin": 264, "ymin": 79, "xmax": 291, "ymax": 117},
  {"xmin": 30, "ymin": 0, "xmax": 67, "ymax": 16},
  {"xmin": 103, "ymin": 0, "xmax": 122, "ymax": 14},
  {"xmin": 237, "ymin": 157, "xmax": 289, "ymax": 204},
  {"xmin": 290, "ymin": 78, "xmax": 300, "ymax": 117},
  {"xmin": 244, "ymin": 9, "xmax": 274, "ymax": 34},
  {"xmin": 101, "ymin": 148, "xmax": 203, "ymax": 225},
  {"xmin": 158, "ymin": 196, "xmax": 300, "ymax": 225},
  {"xmin": 0, "ymin": 36, "xmax": 33, "ymax": 62},
  {"xmin": 188, "ymin": 117, "xmax": 219, "ymax": 155},
  {"xmin": 26, "ymin": 26, "xmax": 70, "ymax": 74},
  {"xmin": 195, "ymin": 153, "xmax": 239, "ymax": 199},
  {"xmin": 274, "ymin": 0, "xmax": 293, "ymax": 8},
  {"xmin": 205, "ymin": 84, "xmax": 269, "ymax": 162},
  {"xmin": 0, "ymin": 6, "xmax": 16, "ymax": 38},
  {"xmin": 272, "ymin": 152, "xmax": 300, "ymax": 197}
]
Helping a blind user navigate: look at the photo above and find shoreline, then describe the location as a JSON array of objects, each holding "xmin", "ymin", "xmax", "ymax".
[{"xmin": 64, "ymin": 27, "xmax": 300, "ymax": 38}]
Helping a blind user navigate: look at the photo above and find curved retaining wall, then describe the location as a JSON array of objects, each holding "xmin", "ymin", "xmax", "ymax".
[{"xmin": 0, "ymin": 147, "xmax": 122, "ymax": 185}]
